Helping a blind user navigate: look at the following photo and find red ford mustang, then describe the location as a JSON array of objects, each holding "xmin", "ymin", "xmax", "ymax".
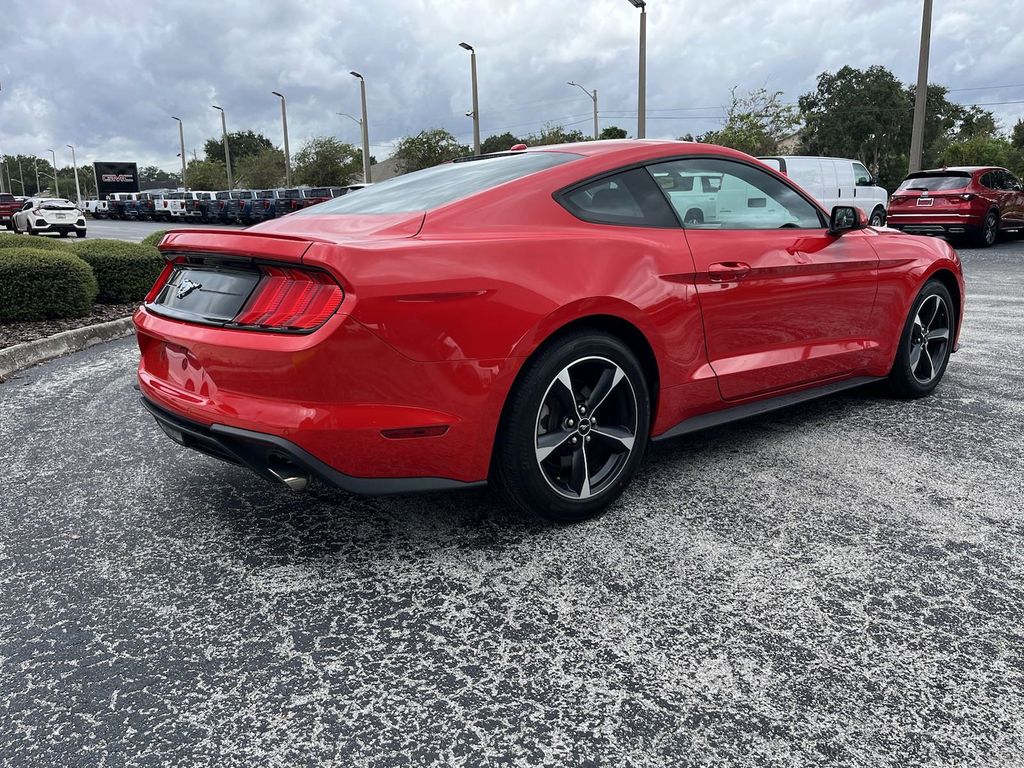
[{"xmin": 135, "ymin": 141, "xmax": 965, "ymax": 522}]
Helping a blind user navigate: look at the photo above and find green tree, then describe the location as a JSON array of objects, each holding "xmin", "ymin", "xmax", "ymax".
[
  {"xmin": 937, "ymin": 135, "xmax": 1024, "ymax": 174},
  {"xmin": 699, "ymin": 87, "xmax": 799, "ymax": 156},
  {"xmin": 481, "ymin": 132, "xmax": 522, "ymax": 154},
  {"xmin": 203, "ymin": 130, "xmax": 275, "ymax": 165},
  {"xmin": 236, "ymin": 147, "xmax": 286, "ymax": 189},
  {"xmin": 523, "ymin": 124, "xmax": 588, "ymax": 146},
  {"xmin": 599, "ymin": 126, "xmax": 628, "ymax": 140},
  {"xmin": 1010, "ymin": 119, "xmax": 1024, "ymax": 150},
  {"xmin": 393, "ymin": 129, "xmax": 470, "ymax": 173},
  {"xmin": 139, "ymin": 166, "xmax": 181, "ymax": 186},
  {"xmin": 293, "ymin": 137, "xmax": 361, "ymax": 186},
  {"xmin": 185, "ymin": 159, "xmax": 228, "ymax": 190}
]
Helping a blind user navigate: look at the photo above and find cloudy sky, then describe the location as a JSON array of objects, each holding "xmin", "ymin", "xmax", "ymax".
[{"xmin": 1, "ymin": 0, "xmax": 1022, "ymax": 172}]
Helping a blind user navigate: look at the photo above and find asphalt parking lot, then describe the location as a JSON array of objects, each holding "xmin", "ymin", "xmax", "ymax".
[
  {"xmin": 2, "ymin": 238, "xmax": 1023, "ymax": 766},
  {"xmin": 84, "ymin": 218, "xmax": 241, "ymax": 242}
]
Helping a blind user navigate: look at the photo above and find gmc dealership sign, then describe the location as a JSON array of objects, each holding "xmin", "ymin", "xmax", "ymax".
[{"xmin": 93, "ymin": 162, "xmax": 139, "ymax": 198}]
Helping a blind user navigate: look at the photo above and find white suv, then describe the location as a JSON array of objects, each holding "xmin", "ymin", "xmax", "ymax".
[
  {"xmin": 759, "ymin": 156, "xmax": 889, "ymax": 226},
  {"xmin": 12, "ymin": 198, "xmax": 88, "ymax": 238}
]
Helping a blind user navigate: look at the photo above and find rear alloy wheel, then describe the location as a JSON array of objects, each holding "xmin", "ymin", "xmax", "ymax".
[
  {"xmin": 888, "ymin": 280, "xmax": 954, "ymax": 398},
  {"xmin": 869, "ymin": 208, "xmax": 886, "ymax": 227},
  {"xmin": 975, "ymin": 210, "xmax": 999, "ymax": 248},
  {"xmin": 494, "ymin": 332, "xmax": 650, "ymax": 523}
]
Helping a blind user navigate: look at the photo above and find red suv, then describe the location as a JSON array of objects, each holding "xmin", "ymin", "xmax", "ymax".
[{"xmin": 887, "ymin": 166, "xmax": 1024, "ymax": 247}]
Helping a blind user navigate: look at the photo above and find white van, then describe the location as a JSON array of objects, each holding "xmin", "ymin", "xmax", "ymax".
[{"xmin": 759, "ymin": 156, "xmax": 889, "ymax": 226}]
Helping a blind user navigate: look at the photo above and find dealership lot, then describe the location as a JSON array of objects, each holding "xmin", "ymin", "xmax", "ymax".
[{"xmin": 1, "ymin": 239, "xmax": 1022, "ymax": 765}]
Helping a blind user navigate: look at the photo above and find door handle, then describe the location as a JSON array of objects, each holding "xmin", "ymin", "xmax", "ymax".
[{"xmin": 708, "ymin": 261, "xmax": 751, "ymax": 282}]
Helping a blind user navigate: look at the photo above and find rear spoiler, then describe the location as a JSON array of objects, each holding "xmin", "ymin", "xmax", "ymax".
[{"xmin": 157, "ymin": 229, "xmax": 332, "ymax": 263}]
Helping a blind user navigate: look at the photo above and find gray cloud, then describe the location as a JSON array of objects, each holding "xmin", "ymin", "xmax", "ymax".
[{"xmin": 1, "ymin": 0, "xmax": 1022, "ymax": 172}]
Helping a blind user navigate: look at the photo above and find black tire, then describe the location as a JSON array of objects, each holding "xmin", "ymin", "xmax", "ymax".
[
  {"xmin": 28, "ymin": 229, "xmax": 37, "ymax": 236},
  {"xmin": 869, "ymin": 207, "xmax": 886, "ymax": 227},
  {"xmin": 974, "ymin": 209, "xmax": 999, "ymax": 248},
  {"xmin": 684, "ymin": 208, "xmax": 704, "ymax": 225},
  {"xmin": 887, "ymin": 279, "xmax": 955, "ymax": 399},
  {"xmin": 76, "ymin": 230, "xmax": 86, "ymax": 238},
  {"xmin": 493, "ymin": 331, "xmax": 651, "ymax": 523},
  {"xmin": 59, "ymin": 231, "xmax": 68, "ymax": 238}
]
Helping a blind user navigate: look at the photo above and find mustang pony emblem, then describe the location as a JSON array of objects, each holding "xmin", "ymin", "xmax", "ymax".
[{"xmin": 176, "ymin": 279, "xmax": 203, "ymax": 300}]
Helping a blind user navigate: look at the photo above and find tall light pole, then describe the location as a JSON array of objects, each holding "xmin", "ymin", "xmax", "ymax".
[
  {"xmin": 47, "ymin": 149, "xmax": 60, "ymax": 197},
  {"xmin": 211, "ymin": 105, "xmax": 234, "ymax": 189},
  {"xmin": 908, "ymin": 0, "xmax": 933, "ymax": 173},
  {"xmin": 568, "ymin": 81, "xmax": 599, "ymax": 140},
  {"xmin": 459, "ymin": 43, "xmax": 481, "ymax": 155},
  {"xmin": 626, "ymin": 0, "xmax": 647, "ymax": 138},
  {"xmin": 66, "ymin": 144, "xmax": 81, "ymax": 206},
  {"xmin": 172, "ymin": 116, "xmax": 187, "ymax": 189},
  {"xmin": 0, "ymin": 80, "xmax": 6, "ymax": 194},
  {"xmin": 34, "ymin": 158, "xmax": 40, "ymax": 195},
  {"xmin": 350, "ymin": 72, "xmax": 372, "ymax": 183},
  {"xmin": 272, "ymin": 91, "xmax": 291, "ymax": 187}
]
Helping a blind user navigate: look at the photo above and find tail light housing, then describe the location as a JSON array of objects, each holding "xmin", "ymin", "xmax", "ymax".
[
  {"xmin": 235, "ymin": 266, "xmax": 344, "ymax": 330},
  {"xmin": 958, "ymin": 193, "xmax": 975, "ymax": 201}
]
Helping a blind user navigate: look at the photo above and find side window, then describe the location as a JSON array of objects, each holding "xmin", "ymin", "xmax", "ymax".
[
  {"xmin": 1007, "ymin": 172, "xmax": 1023, "ymax": 190},
  {"xmin": 853, "ymin": 162, "xmax": 872, "ymax": 186},
  {"xmin": 980, "ymin": 172, "xmax": 996, "ymax": 190},
  {"xmin": 648, "ymin": 157, "xmax": 825, "ymax": 230},
  {"xmin": 560, "ymin": 167, "xmax": 678, "ymax": 228}
]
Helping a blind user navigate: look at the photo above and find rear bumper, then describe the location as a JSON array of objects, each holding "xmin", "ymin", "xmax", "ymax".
[
  {"xmin": 33, "ymin": 220, "xmax": 87, "ymax": 232},
  {"xmin": 134, "ymin": 306, "xmax": 520, "ymax": 486},
  {"xmin": 886, "ymin": 212, "xmax": 982, "ymax": 236},
  {"xmin": 141, "ymin": 396, "xmax": 484, "ymax": 495}
]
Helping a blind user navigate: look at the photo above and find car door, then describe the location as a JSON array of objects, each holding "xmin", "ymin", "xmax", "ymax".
[
  {"xmin": 851, "ymin": 161, "xmax": 880, "ymax": 209},
  {"xmin": 998, "ymin": 170, "xmax": 1024, "ymax": 225},
  {"xmin": 649, "ymin": 157, "xmax": 879, "ymax": 401}
]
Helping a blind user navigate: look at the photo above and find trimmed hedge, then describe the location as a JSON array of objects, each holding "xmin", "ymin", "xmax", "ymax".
[
  {"xmin": 0, "ymin": 234, "xmax": 71, "ymax": 252},
  {"xmin": 68, "ymin": 239, "xmax": 164, "ymax": 303},
  {"xmin": 0, "ymin": 247, "xmax": 98, "ymax": 321},
  {"xmin": 140, "ymin": 230, "xmax": 168, "ymax": 247}
]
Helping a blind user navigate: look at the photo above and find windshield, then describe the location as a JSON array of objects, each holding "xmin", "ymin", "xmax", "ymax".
[
  {"xmin": 40, "ymin": 199, "xmax": 77, "ymax": 209},
  {"xmin": 898, "ymin": 173, "xmax": 971, "ymax": 192},
  {"xmin": 300, "ymin": 151, "xmax": 580, "ymax": 215}
]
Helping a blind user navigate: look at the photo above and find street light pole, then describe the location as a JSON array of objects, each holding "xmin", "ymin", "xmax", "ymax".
[
  {"xmin": 272, "ymin": 91, "xmax": 291, "ymax": 187},
  {"xmin": 34, "ymin": 158, "xmax": 40, "ymax": 195},
  {"xmin": 459, "ymin": 43, "xmax": 481, "ymax": 154},
  {"xmin": 211, "ymin": 105, "xmax": 234, "ymax": 189},
  {"xmin": 172, "ymin": 116, "xmax": 187, "ymax": 189},
  {"xmin": 0, "ymin": 80, "xmax": 6, "ymax": 194},
  {"xmin": 908, "ymin": 0, "xmax": 933, "ymax": 174},
  {"xmin": 568, "ymin": 81, "xmax": 599, "ymax": 139},
  {"xmin": 350, "ymin": 72, "xmax": 372, "ymax": 183},
  {"xmin": 625, "ymin": 0, "xmax": 647, "ymax": 138},
  {"xmin": 66, "ymin": 144, "xmax": 81, "ymax": 206},
  {"xmin": 48, "ymin": 149, "xmax": 60, "ymax": 197}
]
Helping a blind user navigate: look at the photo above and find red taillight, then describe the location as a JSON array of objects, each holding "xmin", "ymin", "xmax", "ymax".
[
  {"xmin": 890, "ymin": 195, "xmax": 906, "ymax": 205},
  {"xmin": 959, "ymin": 193, "xmax": 975, "ymax": 201},
  {"xmin": 234, "ymin": 266, "xmax": 343, "ymax": 330}
]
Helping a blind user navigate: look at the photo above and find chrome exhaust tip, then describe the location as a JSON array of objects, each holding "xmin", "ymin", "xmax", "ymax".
[{"xmin": 267, "ymin": 455, "xmax": 310, "ymax": 492}]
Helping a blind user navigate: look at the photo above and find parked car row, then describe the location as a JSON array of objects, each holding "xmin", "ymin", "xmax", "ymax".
[{"xmin": 84, "ymin": 184, "xmax": 369, "ymax": 225}]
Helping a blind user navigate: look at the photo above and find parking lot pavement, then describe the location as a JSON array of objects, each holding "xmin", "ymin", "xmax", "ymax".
[
  {"xmin": 82, "ymin": 218, "xmax": 243, "ymax": 242},
  {"xmin": 1, "ymin": 239, "xmax": 1023, "ymax": 767}
]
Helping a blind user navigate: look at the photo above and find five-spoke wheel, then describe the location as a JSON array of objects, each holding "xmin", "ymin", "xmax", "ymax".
[
  {"xmin": 494, "ymin": 332, "xmax": 650, "ymax": 522},
  {"xmin": 535, "ymin": 356, "xmax": 638, "ymax": 501},
  {"xmin": 888, "ymin": 279, "xmax": 955, "ymax": 398}
]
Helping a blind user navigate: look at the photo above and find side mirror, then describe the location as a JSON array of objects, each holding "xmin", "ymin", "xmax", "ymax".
[{"xmin": 829, "ymin": 205, "xmax": 866, "ymax": 235}]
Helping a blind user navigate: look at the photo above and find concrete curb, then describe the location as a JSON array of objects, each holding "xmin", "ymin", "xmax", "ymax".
[{"xmin": 0, "ymin": 317, "xmax": 135, "ymax": 381}]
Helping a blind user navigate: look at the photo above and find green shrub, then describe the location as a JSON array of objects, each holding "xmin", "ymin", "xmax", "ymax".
[
  {"xmin": 0, "ymin": 247, "xmax": 98, "ymax": 321},
  {"xmin": 140, "ymin": 230, "xmax": 168, "ymax": 247},
  {"xmin": 68, "ymin": 239, "xmax": 164, "ymax": 303},
  {"xmin": 0, "ymin": 234, "xmax": 71, "ymax": 251}
]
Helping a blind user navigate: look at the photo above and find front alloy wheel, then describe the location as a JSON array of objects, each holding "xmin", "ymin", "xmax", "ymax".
[
  {"xmin": 494, "ymin": 332, "xmax": 650, "ymax": 522},
  {"xmin": 888, "ymin": 279, "xmax": 955, "ymax": 398},
  {"xmin": 869, "ymin": 209, "xmax": 886, "ymax": 227}
]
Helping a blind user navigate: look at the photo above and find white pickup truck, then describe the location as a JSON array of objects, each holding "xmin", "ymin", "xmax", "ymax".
[{"xmin": 83, "ymin": 198, "xmax": 109, "ymax": 218}]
